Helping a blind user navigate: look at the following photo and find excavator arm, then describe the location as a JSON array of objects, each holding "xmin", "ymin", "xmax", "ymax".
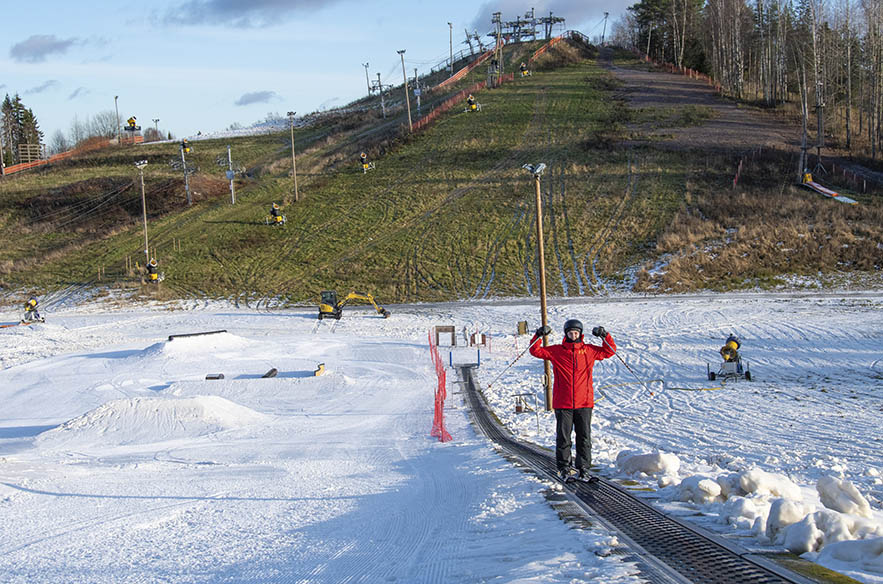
[{"xmin": 340, "ymin": 292, "xmax": 390, "ymax": 318}]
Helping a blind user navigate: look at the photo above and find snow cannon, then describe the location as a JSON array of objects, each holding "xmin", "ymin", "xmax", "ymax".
[
  {"xmin": 720, "ymin": 335, "xmax": 741, "ymax": 362},
  {"xmin": 707, "ymin": 335, "xmax": 751, "ymax": 382}
]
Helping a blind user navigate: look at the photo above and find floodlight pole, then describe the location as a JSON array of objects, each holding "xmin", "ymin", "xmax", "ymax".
[
  {"xmin": 525, "ymin": 163, "xmax": 552, "ymax": 411},
  {"xmin": 362, "ymin": 62, "xmax": 371, "ymax": 95},
  {"xmin": 448, "ymin": 22, "xmax": 454, "ymax": 77},
  {"xmin": 227, "ymin": 144, "xmax": 235, "ymax": 204},
  {"xmin": 180, "ymin": 143, "xmax": 192, "ymax": 206},
  {"xmin": 377, "ymin": 73, "xmax": 387, "ymax": 118},
  {"xmin": 114, "ymin": 96, "xmax": 121, "ymax": 145},
  {"xmin": 152, "ymin": 118, "xmax": 160, "ymax": 140},
  {"xmin": 137, "ymin": 162, "xmax": 150, "ymax": 264},
  {"xmin": 288, "ymin": 111, "xmax": 299, "ymax": 202},
  {"xmin": 398, "ymin": 50, "xmax": 412, "ymax": 133}
]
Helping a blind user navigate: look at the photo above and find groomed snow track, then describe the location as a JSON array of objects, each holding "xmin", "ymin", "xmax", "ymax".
[{"xmin": 459, "ymin": 366, "xmax": 819, "ymax": 584}]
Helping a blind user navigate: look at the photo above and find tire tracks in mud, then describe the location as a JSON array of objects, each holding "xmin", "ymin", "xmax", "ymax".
[
  {"xmin": 580, "ymin": 154, "xmax": 641, "ymax": 295},
  {"xmin": 404, "ymin": 90, "xmax": 549, "ymax": 300},
  {"xmin": 307, "ymin": 89, "xmax": 552, "ymax": 302}
]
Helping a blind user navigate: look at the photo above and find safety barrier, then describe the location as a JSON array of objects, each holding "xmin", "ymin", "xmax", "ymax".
[
  {"xmin": 428, "ymin": 330, "xmax": 452, "ymax": 442},
  {"xmin": 637, "ymin": 52, "xmax": 723, "ymax": 94},
  {"xmin": 2, "ymin": 135, "xmax": 144, "ymax": 176},
  {"xmin": 528, "ymin": 35, "xmax": 565, "ymax": 63},
  {"xmin": 413, "ymin": 73, "xmax": 515, "ymax": 135},
  {"xmin": 432, "ymin": 48, "xmax": 495, "ymax": 92}
]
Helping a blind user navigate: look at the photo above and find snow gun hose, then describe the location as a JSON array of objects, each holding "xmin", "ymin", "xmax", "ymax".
[{"xmin": 486, "ymin": 335, "xmax": 543, "ymax": 390}]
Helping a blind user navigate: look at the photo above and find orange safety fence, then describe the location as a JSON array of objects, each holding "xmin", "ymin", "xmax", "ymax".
[
  {"xmin": 528, "ymin": 35, "xmax": 565, "ymax": 63},
  {"xmin": 2, "ymin": 135, "xmax": 144, "ymax": 176},
  {"xmin": 428, "ymin": 330, "xmax": 452, "ymax": 442},
  {"xmin": 432, "ymin": 48, "xmax": 495, "ymax": 92},
  {"xmin": 637, "ymin": 52, "xmax": 723, "ymax": 94},
  {"xmin": 413, "ymin": 72, "xmax": 515, "ymax": 135}
]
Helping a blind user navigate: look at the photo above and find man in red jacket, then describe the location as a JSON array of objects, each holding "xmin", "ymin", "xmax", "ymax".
[{"xmin": 529, "ymin": 319, "xmax": 616, "ymax": 482}]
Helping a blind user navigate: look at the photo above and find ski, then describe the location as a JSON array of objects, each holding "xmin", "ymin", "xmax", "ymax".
[{"xmin": 262, "ymin": 368, "xmax": 278, "ymax": 378}]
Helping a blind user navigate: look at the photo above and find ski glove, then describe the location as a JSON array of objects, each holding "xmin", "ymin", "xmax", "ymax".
[
  {"xmin": 592, "ymin": 326, "xmax": 607, "ymax": 338},
  {"xmin": 535, "ymin": 325, "xmax": 552, "ymax": 337}
]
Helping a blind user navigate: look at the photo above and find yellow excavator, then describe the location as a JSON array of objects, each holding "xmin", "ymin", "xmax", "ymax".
[{"xmin": 318, "ymin": 290, "xmax": 390, "ymax": 320}]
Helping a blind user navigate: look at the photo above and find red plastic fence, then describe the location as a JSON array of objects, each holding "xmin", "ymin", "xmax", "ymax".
[
  {"xmin": 2, "ymin": 135, "xmax": 144, "ymax": 176},
  {"xmin": 638, "ymin": 53, "xmax": 723, "ymax": 94},
  {"xmin": 413, "ymin": 73, "xmax": 515, "ymax": 135},
  {"xmin": 433, "ymin": 48, "xmax": 495, "ymax": 92},
  {"xmin": 529, "ymin": 35, "xmax": 565, "ymax": 63},
  {"xmin": 428, "ymin": 330, "xmax": 452, "ymax": 442}
]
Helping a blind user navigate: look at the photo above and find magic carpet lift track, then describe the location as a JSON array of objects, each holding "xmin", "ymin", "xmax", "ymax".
[{"xmin": 458, "ymin": 366, "xmax": 820, "ymax": 584}]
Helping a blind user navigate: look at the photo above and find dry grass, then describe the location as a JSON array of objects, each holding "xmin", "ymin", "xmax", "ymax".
[{"xmin": 635, "ymin": 181, "xmax": 883, "ymax": 292}]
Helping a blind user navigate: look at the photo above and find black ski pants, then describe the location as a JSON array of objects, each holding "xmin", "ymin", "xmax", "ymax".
[{"xmin": 554, "ymin": 407, "xmax": 593, "ymax": 472}]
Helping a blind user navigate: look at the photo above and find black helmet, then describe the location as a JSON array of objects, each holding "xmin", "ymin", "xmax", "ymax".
[{"xmin": 563, "ymin": 319, "xmax": 583, "ymax": 334}]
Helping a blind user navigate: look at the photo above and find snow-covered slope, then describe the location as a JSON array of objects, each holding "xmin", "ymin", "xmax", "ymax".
[{"xmin": 0, "ymin": 292, "xmax": 880, "ymax": 583}]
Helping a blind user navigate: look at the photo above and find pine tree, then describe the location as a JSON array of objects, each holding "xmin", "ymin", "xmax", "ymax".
[
  {"xmin": 1, "ymin": 94, "xmax": 15, "ymax": 165},
  {"xmin": 0, "ymin": 94, "xmax": 44, "ymax": 163}
]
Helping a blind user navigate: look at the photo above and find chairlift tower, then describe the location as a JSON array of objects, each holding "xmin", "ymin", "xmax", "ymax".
[
  {"xmin": 372, "ymin": 73, "xmax": 393, "ymax": 118},
  {"xmin": 463, "ymin": 29, "xmax": 475, "ymax": 55},
  {"xmin": 490, "ymin": 12, "xmax": 504, "ymax": 88},
  {"xmin": 362, "ymin": 63, "xmax": 371, "ymax": 96},
  {"xmin": 601, "ymin": 12, "xmax": 609, "ymax": 46}
]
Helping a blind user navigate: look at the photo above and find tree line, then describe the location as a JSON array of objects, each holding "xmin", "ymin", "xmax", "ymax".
[
  {"xmin": 612, "ymin": 0, "xmax": 883, "ymax": 161},
  {"xmin": 1, "ymin": 94, "xmax": 44, "ymax": 166}
]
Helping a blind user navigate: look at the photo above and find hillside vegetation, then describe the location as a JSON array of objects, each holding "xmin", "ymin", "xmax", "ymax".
[{"xmin": 1, "ymin": 39, "xmax": 881, "ymax": 307}]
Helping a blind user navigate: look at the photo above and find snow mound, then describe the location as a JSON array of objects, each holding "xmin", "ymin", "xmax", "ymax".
[
  {"xmin": 737, "ymin": 467, "xmax": 802, "ymax": 500},
  {"xmin": 139, "ymin": 332, "xmax": 252, "ymax": 359},
  {"xmin": 767, "ymin": 498, "xmax": 809, "ymax": 542},
  {"xmin": 818, "ymin": 475, "xmax": 872, "ymax": 518},
  {"xmin": 37, "ymin": 396, "xmax": 267, "ymax": 448},
  {"xmin": 817, "ymin": 537, "xmax": 883, "ymax": 577},
  {"xmin": 675, "ymin": 475, "xmax": 723, "ymax": 504},
  {"xmin": 783, "ymin": 509, "xmax": 883, "ymax": 554},
  {"xmin": 616, "ymin": 450, "xmax": 680, "ymax": 476}
]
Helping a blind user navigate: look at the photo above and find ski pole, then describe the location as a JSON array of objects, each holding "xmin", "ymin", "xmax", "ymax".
[
  {"xmin": 486, "ymin": 335, "xmax": 543, "ymax": 390},
  {"xmin": 601, "ymin": 335, "xmax": 658, "ymax": 397}
]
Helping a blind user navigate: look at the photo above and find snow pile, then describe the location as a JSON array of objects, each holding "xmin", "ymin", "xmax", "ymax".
[
  {"xmin": 653, "ymin": 462, "xmax": 883, "ymax": 562},
  {"xmin": 37, "ymin": 395, "xmax": 268, "ymax": 448},
  {"xmin": 815, "ymin": 538, "xmax": 883, "ymax": 580},
  {"xmin": 615, "ymin": 450, "xmax": 680, "ymax": 477},
  {"xmin": 818, "ymin": 475, "xmax": 873, "ymax": 518},
  {"xmin": 142, "ymin": 332, "xmax": 252, "ymax": 359}
]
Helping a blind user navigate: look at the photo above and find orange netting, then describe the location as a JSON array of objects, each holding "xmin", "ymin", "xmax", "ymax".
[{"xmin": 428, "ymin": 330, "xmax": 452, "ymax": 442}]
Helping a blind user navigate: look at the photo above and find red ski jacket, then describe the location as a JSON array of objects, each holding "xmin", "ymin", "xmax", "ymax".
[{"xmin": 529, "ymin": 333, "xmax": 616, "ymax": 409}]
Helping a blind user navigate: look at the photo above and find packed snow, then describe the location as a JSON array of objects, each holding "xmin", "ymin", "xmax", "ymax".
[{"xmin": 1, "ymin": 291, "xmax": 881, "ymax": 583}]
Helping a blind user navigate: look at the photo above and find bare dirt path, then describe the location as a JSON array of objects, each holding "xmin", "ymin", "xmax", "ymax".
[{"xmin": 603, "ymin": 52, "xmax": 800, "ymax": 153}]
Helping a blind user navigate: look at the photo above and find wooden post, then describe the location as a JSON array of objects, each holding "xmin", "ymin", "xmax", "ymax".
[{"xmin": 531, "ymin": 167, "xmax": 552, "ymax": 411}]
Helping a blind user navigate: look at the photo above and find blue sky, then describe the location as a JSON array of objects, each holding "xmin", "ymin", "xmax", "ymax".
[{"xmin": 2, "ymin": 0, "xmax": 628, "ymax": 142}]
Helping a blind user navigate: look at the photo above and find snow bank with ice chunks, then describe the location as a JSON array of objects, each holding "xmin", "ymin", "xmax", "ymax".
[
  {"xmin": 629, "ymin": 453, "xmax": 883, "ymax": 566},
  {"xmin": 36, "ymin": 396, "xmax": 268, "ymax": 448}
]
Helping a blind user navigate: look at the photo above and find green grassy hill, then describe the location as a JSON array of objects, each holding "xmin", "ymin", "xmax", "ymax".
[{"xmin": 1, "ymin": 39, "xmax": 881, "ymax": 307}]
